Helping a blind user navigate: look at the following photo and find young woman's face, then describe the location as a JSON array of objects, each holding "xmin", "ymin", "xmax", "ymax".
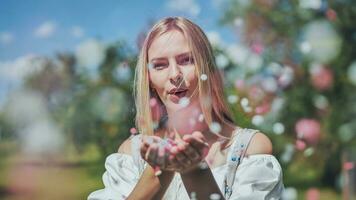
[{"xmin": 148, "ymin": 30, "xmax": 199, "ymax": 114}]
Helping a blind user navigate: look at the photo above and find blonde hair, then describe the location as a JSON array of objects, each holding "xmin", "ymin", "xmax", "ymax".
[{"xmin": 134, "ymin": 17, "xmax": 234, "ymax": 136}]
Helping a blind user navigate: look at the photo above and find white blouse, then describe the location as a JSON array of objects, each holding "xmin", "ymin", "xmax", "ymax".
[{"xmin": 88, "ymin": 130, "xmax": 284, "ymax": 200}]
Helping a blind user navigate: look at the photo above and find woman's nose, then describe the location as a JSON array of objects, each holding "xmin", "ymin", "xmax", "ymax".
[{"xmin": 169, "ymin": 62, "xmax": 183, "ymax": 85}]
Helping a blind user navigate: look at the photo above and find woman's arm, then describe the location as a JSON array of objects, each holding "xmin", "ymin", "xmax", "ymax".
[
  {"xmin": 127, "ymin": 165, "xmax": 174, "ymax": 200},
  {"xmin": 120, "ymin": 137, "xmax": 174, "ymax": 200},
  {"xmin": 181, "ymin": 164, "xmax": 225, "ymax": 200}
]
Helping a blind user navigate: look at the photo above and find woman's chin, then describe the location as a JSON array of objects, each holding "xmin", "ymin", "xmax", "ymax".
[{"xmin": 165, "ymin": 99, "xmax": 207, "ymax": 135}]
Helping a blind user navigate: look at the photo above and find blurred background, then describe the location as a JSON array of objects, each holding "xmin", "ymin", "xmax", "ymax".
[{"xmin": 0, "ymin": 0, "xmax": 355, "ymax": 199}]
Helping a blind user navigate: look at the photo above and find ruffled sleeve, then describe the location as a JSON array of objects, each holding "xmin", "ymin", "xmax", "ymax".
[
  {"xmin": 229, "ymin": 154, "xmax": 284, "ymax": 200},
  {"xmin": 87, "ymin": 153, "xmax": 140, "ymax": 200}
]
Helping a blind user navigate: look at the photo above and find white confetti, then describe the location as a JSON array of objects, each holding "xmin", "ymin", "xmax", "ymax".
[
  {"xmin": 347, "ymin": 61, "xmax": 356, "ymax": 86},
  {"xmin": 200, "ymin": 74, "xmax": 208, "ymax": 81},
  {"xmin": 198, "ymin": 114, "xmax": 204, "ymax": 122},
  {"xmin": 300, "ymin": 41, "xmax": 312, "ymax": 53},
  {"xmin": 198, "ymin": 161, "xmax": 209, "ymax": 169},
  {"xmin": 189, "ymin": 118, "xmax": 196, "ymax": 126},
  {"xmin": 282, "ymin": 187, "xmax": 298, "ymax": 200},
  {"xmin": 190, "ymin": 192, "xmax": 197, "ymax": 200},
  {"xmin": 304, "ymin": 147, "xmax": 314, "ymax": 157},
  {"xmin": 148, "ymin": 63, "xmax": 154, "ymax": 69},
  {"xmin": 227, "ymin": 95, "xmax": 238, "ymax": 104},
  {"xmin": 209, "ymin": 193, "xmax": 221, "ymax": 200},
  {"xmin": 281, "ymin": 144, "xmax": 295, "ymax": 163},
  {"xmin": 313, "ymin": 95, "xmax": 329, "ymax": 109},
  {"xmin": 242, "ymin": 106, "xmax": 252, "ymax": 113},
  {"xmin": 273, "ymin": 123, "xmax": 285, "ymax": 135},
  {"xmin": 240, "ymin": 97, "xmax": 249, "ymax": 107},
  {"xmin": 252, "ymin": 115, "xmax": 264, "ymax": 126},
  {"xmin": 209, "ymin": 122, "xmax": 221, "ymax": 134},
  {"xmin": 179, "ymin": 97, "xmax": 190, "ymax": 107},
  {"xmin": 216, "ymin": 54, "xmax": 229, "ymax": 69}
]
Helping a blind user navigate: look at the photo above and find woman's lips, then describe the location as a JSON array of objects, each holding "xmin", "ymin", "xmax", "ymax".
[{"xmin": 168, "ymin": 90, "xmax": 188, "ymax": 103}]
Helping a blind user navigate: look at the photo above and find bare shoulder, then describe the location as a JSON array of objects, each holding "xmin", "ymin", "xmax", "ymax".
[
  {"xmin": 117, "ymin": 138, "xmax": 132, "ymax": 155},
  {"xmin": 245, "ymin": 132, "xmax": 273, "ymax": 155}
]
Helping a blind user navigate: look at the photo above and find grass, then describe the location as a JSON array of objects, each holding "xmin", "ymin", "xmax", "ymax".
[
  {"xmin": 0, "ymin": 141, "xmax": 104, "ymax": 200},
  {"xmin": 0, "ymin": 140, "xmax": 343, "ymax": 200}
]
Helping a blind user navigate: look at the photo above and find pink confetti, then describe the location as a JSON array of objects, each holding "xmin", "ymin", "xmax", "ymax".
[
  {"xmin": 130, "ymin": 127, "xmax": 138, "ymax": 135},
  {"xmin": 343, "ymin": 162, "xmax": 354, "ymax": 170}
]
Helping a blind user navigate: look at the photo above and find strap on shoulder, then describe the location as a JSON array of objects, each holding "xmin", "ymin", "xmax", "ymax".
[{"xmin": 224, "ymin": 128, "xmax": 258, "ymax": 199}]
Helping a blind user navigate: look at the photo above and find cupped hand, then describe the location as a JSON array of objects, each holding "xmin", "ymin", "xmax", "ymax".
[{"xmin": 140, "ymin": 131, "xmax": 210, "ymax": 174}]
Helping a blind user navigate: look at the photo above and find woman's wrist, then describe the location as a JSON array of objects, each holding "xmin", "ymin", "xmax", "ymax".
[{"xmin": 180, "ymin": 160, "xmax": 210, "ymax": 175}]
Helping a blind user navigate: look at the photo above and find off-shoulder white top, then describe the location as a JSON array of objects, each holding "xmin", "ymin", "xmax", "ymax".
[{"xmin": 88, "ymin": 129, "xmax": 284, "ymax": 200}]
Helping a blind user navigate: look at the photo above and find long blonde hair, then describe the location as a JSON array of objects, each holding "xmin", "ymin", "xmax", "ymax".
[{"xmin": 134, "ymin": 17, "xmax": 234, "ymax": 136}]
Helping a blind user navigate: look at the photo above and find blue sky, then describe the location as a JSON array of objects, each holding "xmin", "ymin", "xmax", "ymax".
[
  {"xmin": 0, "ymin": 0, "xmax": 237, "ymax": 60},
  {"xmin": 0, "ymin": 0, "xmax": 239, "ymax": 106}
]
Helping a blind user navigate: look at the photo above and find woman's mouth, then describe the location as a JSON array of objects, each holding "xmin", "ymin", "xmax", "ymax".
[{"xmin": 168, "ymin": 89, "xmax": 188, "ymax": 102}]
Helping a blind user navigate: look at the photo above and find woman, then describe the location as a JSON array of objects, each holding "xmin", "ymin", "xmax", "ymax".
[{"xmin": 88, "ymin": 17, "xmax": 284, "ymax": 200}]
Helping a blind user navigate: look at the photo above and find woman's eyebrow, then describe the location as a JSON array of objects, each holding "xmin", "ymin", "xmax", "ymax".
[
  {"xmin": 150, "ymin": 52, "xmax": 191, "ymax": 62},
  {"xmin": 175, "ymin": 52, "xmax": 192, "ymax": 59},
  {"xmin": 150, "ymin": 57, "xmax": 167, "ymax": 63}
]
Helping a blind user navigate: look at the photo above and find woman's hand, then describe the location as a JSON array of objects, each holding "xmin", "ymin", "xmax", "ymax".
[{"xmin": 140, "ymin": 131, "xmax": 210, "ymax": 174}]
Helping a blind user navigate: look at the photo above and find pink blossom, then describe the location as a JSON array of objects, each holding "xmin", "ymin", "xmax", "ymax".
[
  {"xmin": 295, "ymin": 139, "xmax": 306, "ymax": 151},
  {"xmin": 234, "ymin": 79, "xmax": 245, "ymax": 90},
  {"xmin": 306, "ymin": 188, "xmax": 320, "ymax": 200},
  {"xmin": 255, "ymin": 101, "xmax": 270, "ymax": 114},
  {"xmin": 295, "ymin": 118, "xmax": 321, "ymax": 145},
  {"xmin": 251, "ymin": 42, "xmax": 264, "ymax": 55},
  {"xmin": 311, "ymin": 67, "xmax": 334, "ymax": 91},
  {"xmin": 130, "ymin": 127, "xmax": 138, "ymax": 135}
]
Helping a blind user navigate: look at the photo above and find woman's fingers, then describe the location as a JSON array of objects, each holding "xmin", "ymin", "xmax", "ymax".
[
  {"xmin": 156, "ymin": 145, "xmax": 167, "ymax": 168},
  {"xmin": 183, "ymin": 132, "xmax": 209, "ymax": 158},
  {"xmin": 140, "ymin": 141, "xmax": 150, "ymax": 159},
  {"xmin": 184, "ymin": 145, "xmax": 200, "ymax": 161},
  {"xmin": 145, "ymin": 143, "xmax": 158, "ymax": 165},
  {"xmin": 140, "ymin": 135, "xmax": 207, "ymax": 172},
  {"xmin": 140, "ymin": 136, "xmax": 163, "ymax": 160}
]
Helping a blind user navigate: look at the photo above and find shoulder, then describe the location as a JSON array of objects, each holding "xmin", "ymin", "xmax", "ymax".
[
  {"xmin": 117, "ymin": 137, "xmax": 132, "ymax": 155},
  {"xmin": 245, "ymin": 131, "xmax": 273, "ymax": 156}
]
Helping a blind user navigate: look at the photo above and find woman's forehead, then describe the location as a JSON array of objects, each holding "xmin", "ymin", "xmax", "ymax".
[{"xmin": 148, "ymin": 30, "xmax": 191, "ymax": 61}]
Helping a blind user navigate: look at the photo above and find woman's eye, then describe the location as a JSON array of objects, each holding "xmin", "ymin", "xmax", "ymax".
[
  {"xmin": 153, "ymin": 63, "xmax": 168, "ymax": 69},
  {"xmin": 178, "ymin": 56, "xmax": 194, "ymax": 65}
]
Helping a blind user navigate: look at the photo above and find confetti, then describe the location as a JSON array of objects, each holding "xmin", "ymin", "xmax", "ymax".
[
  {"xmin": 209, "ymin": 193, "xmax": 221, "ymax": 200},
  {"xmin": 209, "ymin": 122, "xmax": 221, "ymax": 134},
  {"xmin": 198, "ymin": 114, "xmax": 204, "ymax": 122},
  {"xmin": 198, "ymin": 161, "xmax": 209, "ymax": 170},
  {"xmin": 304, "ymin": 147, "xmax": 314, "ymax": 157},
  {"xmin": 130, "ymin": 127, "xmax": 138, "ymax": 135},
  {"xmin": 189, "ymin": 118, "xmax": 196, "ymax": 126},
  {"xmin": 149, "ymin": 98, "xmax": 157, "ymax": 107},
  {"xmin": 282, "ymin": 187, "xmax": 297, "ymax": 200},
  {"xmin": 347, "ymin": 61, "xmax": 356, "ymax": 86},
  {"xmin": 240, "ymin": 97, "xmax": 249, "ymax": 107},
  {"xmin": 313, "ymin": 95, "xmax": 328, "ymax": 110},
  {"xmin": 190, "ymin": 192, "xmax": 197, "ymax": 200},
  {"xmin": 227, "ymin": 95, "xmax": 238, "ymax": 104},
  {"xmin": 251, "ymin": 115, "xmax": 264, "ymax": 126},
  {"xmin": 273, "ymin": 123, "xmax": 285, "ymax": 135},
  {"xmin": 200, "ymin": 74, "xmax": 208, "ymax": 81},
  {"xmin": 179, "ymin": 97, "xmax": 190, "ymax": 107},
  {"xmin": 148, "ymin": 63, "xmax": 154, "ymax": 69},
  {"xmin": 343, "ymin": 162, "xmax": 354, "ymax": 170},
  {"xmin": 242, "ymin": 106, "xmax": 252, "ymax": 113}
]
